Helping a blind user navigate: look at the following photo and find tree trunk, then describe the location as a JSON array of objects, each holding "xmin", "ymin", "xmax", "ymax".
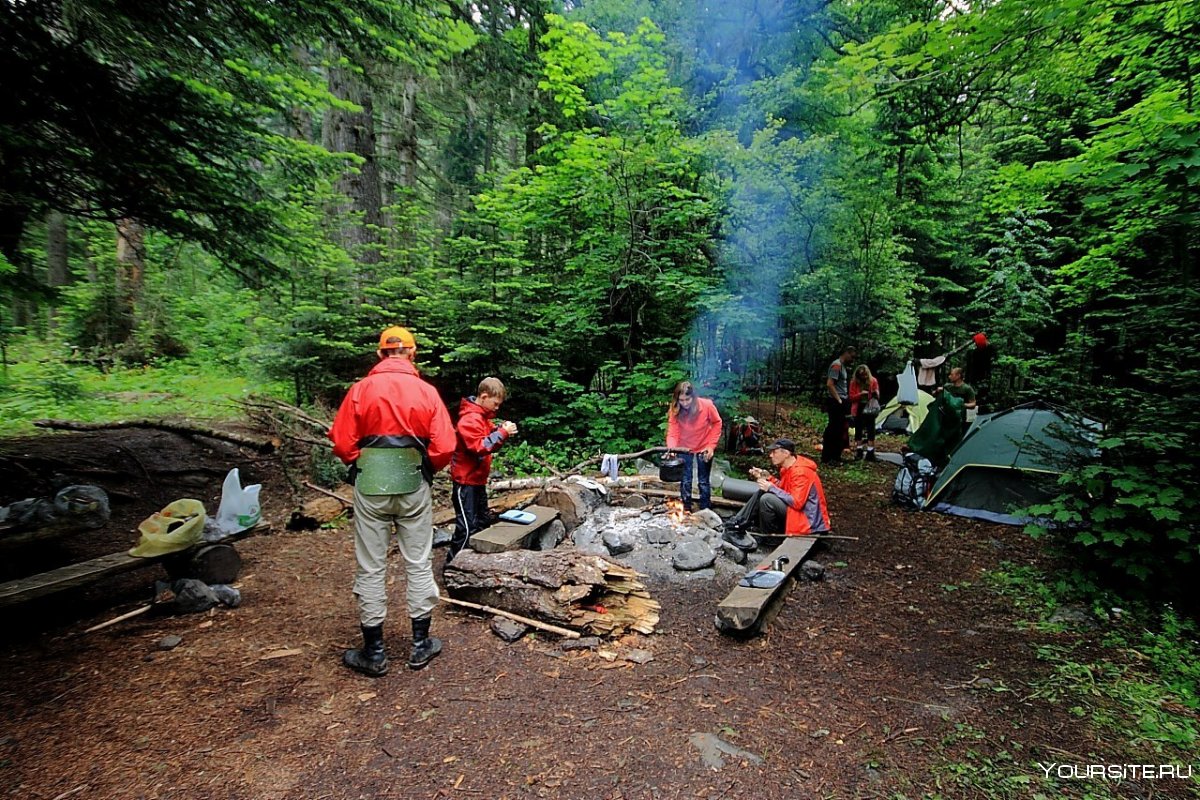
[
  {"xmin": 46, "ymin": 211, "xmax": 70, "ymax": 329},
  {"xmin": 114, "ymin": 218, "xmax": 145, "ymax": 342},
  {"xmin": 324, "ymin": 47, "xmax": 384, "ymax": 284}
]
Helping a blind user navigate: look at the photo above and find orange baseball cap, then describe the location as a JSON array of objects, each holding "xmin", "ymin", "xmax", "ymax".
[{"xmin": 378, "ymin": 326, "xmax": 416, "ymax": 350}]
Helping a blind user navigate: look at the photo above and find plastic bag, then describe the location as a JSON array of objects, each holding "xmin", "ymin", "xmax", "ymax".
[
  {"xmin": 130, "ymin": 499, "xmax": 206, "ymax": 557},
  {"xmin": 211, "ymin": 468, "xmax": 262, "ymax": 538},
  {"xmin": 896, "ymin": 363, "xmax": 919, "ymax": 405}
]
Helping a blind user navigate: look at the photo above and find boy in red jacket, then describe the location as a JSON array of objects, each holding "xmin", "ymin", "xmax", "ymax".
[{"xmin": 448, "ymin": 377, "xmax": 518, "ymax": 561}]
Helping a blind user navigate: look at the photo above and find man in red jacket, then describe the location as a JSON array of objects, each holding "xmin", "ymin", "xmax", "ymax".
[
  {"xmin": 723, "ymin": 438, "xmax": 831, "ymax": 547},
  {"xmin": 448, "ymin": 377, "xmax": 518, "ymax": 561},
  {"xmin": 328, "ymin": 326, "xmax": 455, "ymax": 676}
]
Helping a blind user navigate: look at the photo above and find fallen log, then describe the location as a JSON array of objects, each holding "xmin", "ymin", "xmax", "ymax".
[
  {"xmin": 444, "ymin": 548, "xmax": 659, "ymax": 636},
  {"xmin": 32, "ymin": 419, "xmax": 276, "ymax": 452},
  {"xmin": 610, "ymin": 486, "xmax": 744, "ymax": 510}
]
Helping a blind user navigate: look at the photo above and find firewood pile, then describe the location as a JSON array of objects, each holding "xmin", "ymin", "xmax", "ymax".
[{"xmin": 444, "ymin": 548, "xmax": 660, "ymax": 636}]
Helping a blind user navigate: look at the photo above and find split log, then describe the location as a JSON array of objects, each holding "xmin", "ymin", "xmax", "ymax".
[
  {"xmin": 534, "ymin": 482, "xmax": 604, "ymax": 532},
  {"xmin": 287, "ymin": 496, "xmax": 349, "ymax": 530},
  {"xmin": 444, "ymin": 548, "xmax": 659, "ymax": 637},
  {"xmin": 32, "ymin": 419, "xmax": 276, "ymax": 452}
]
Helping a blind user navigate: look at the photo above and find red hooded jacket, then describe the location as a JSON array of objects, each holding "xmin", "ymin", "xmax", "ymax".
[
  {"xmin": 328, "ymin": 357, "xmax": 455, "ymax": 471},
  {"xmin": 450, "ymin": 396, "xmax": 511, "ymax": 485},
  {"xmin": 770, "ymin": 455, "xmax": 832, "ymax": 536}
]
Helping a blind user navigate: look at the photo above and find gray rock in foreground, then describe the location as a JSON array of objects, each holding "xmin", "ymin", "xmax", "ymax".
[
  {"xmin": 688, "ymin": 732, "xmax": 764, "ymax": 770},
  {"xmin": 673, "ymin": 539, "xmax": 716, "ymax": 571},
  {"xmin": 490, "ymin": 618, "xmax": 528, "ymax": 642}
]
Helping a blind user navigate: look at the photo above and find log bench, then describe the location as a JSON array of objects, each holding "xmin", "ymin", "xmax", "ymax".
[
  {"xmin": 468, "ymin": 505, "xmax": 561, "ymax": 554},
  {"xmin": 714, "ymin": 535, "xmax": 818, "ymax": 636},
  {"xmin": 0, "ymin": 522, "xmax": 267, "ymax": 609}
]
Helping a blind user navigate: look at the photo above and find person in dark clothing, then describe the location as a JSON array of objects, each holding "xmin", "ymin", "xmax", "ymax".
[
  {"xmin": 448, "ymin": 377, "xmax": 518, "ymax": 562},
  {"xmin": 821, "ymin": 346, "xmax": 856, "ymax": 465},
  {"xmin": 963, "ymin": 332, "xmax": 996, "ymax": 411}
]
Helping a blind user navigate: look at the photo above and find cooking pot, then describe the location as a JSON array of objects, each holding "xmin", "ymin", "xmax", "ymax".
[{"xmin": 658, "ymin": 455, "xmax": 686, "ymax": 483}]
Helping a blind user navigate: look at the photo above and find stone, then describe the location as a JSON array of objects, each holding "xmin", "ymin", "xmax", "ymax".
[
  {"xmin": 210, "ymin": 584, "xmax": 242, "ymax": 607},
  {"xmin": 801, "ymin": 560, "xmax": 826, "ymax": 581},
  {"xmin": 561, "ymin": 636, "xmax": 601, "ymax": 651},
  {"xmin": 602, "ymin": 527, "xmax": 637, "ymax": 555},
  {"xmin": 171, "ymin": 579, "xmax": 219, "ymax": 614},
  {"xmin": 490, "ymin": 618, "xmax": 528, "ymax": 642},
  {"xmin": 621, "ymin": 494, "xmax": 649, "ymax": 508},
  {"xmin": 673, "ymin": 538, "xmax": 716, "ymax": 571},
  {"xmin": 157, "ymin": 635, "xmax": 183, "ymax": 651},
  {"xmin": 688, "ymin": 732, "xmax": 764, "ymax": 771},
  {"xmin": 432, "ymin": 527, "xmax": 453, "ymax": 547},
  {"xmin": 644, "ymin": 521, "xmax": 675, "ymax": 545},
  {"xmin": 718, "ymin": 541, "xmax": 748, "ymax": 564},
  {"xmin": 535, "ymin": 519, "xmax": 567, "ymax": 551},
  {"xmin": 1048, "ymin": 605, "xmax": 1097, "ymax": 630},
  {"xmin": 692, "ymin": 509, "xmax": 724, "ymax": 530},
  {"xmin": 624, "ymin": 648, "xmax": 654, "ymax": 665}
]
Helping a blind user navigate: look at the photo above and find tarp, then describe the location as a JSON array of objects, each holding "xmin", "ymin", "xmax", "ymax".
[
  {"xmin": 925, "ymin": 401, "xmax": 1101, "ymax": 525},
  {"xmin": 908, "ymin": 393, "xmax": 965, "ymax": 468},
  {"xmin": 877, "ymin": 390, "xmax": 935, "ymax": 435}
]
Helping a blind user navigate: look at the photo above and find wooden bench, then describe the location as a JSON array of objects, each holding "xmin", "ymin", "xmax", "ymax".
[
  {"xmin": 0, "ymin": 523, "xmax": 267, "ymax": 609},
  {"xmin": 468, "ymin": 505, "xmax": 561, "ymax": 554},
  {"xmin": 714, "ymin": 535, "xmax": 818, "ymax": 635}
]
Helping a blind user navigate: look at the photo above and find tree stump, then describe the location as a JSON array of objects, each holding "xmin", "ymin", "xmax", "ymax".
[
  {"xmin": 444, "ymin": 548, "xmax": 659, "ymax": 636},
  {"xmin": 534, "ymin": 482, "xmax": 604, "ymax": 531},
  {"xmin": 165, "ymin": 543, "xmax": 242, "ymax": 584}
]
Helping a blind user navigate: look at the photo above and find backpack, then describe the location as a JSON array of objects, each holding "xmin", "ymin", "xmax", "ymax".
[{"xmin": 892, "ymin": 452, "xmax": 937, "ymax": 510}]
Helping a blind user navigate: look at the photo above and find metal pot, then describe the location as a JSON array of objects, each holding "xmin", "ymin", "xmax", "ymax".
[{"xmin": 658, "ymin": 455, "xmax": 686, "ymax": 483}]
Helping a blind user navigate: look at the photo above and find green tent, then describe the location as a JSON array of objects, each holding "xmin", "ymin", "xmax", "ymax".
[
  {"xmin": 877, "ymin": 390, "xmax": 935, "ymax": 434},
  {"xmin": 908, "ymin": 392, "xmax": 965, "ymax": 468},
  {"xmin": 924, "ymin": 401, "xmax": 1101, "ymax": 525}
]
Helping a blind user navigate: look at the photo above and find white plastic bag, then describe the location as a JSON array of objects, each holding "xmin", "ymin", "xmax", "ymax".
[
  {"xmin": 896, "ymin": 363, "xmax": 919, "ymax": 405},
  {"xmin": 213, "ymin": 468, "xmax": 262, "ymax": 537}
]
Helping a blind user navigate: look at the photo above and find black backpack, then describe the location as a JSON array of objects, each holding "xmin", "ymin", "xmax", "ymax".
[{"xmin": 892, "ymin": 452, "xmax": 937, "ymax": 510}]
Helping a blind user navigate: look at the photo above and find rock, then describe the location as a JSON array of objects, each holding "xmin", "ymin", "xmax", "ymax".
[
  {"xmin": 490, "ymin": 618, "xmax": 528, "ymax": 642},
  {"xmin": 672, "ymin": 539, "xmax": 716, "ymax": 571},
  {"xmin": 210, "ymin": 584, "xmax": 241, "ymax": 608},
  {"xmin": 624, "ymin": 648, "xmax": 654, "ymax": 665},
  {"xmin": 1048, "ymin": 605, "xmax": 1097, "ymax": 630},
  {"xmin": 432, "ymin": 527, "xmax": 453, "ymax": 547},
  {"xmin": 535, "ymin": 519, "xmax": 567, "ymax": 551},
  {"xmin": 688, "ymin": 732, "xmax": 764, "ymax": 770},
  {"xmin": 157, "ymin": 635, "xmax": 183, "ymax": 651},
  {"xmin": 691, "ymin": 656, "xmax": 709, "ymax": 668},
  {"xmin": 810, "ymin": 728, "xmax": 831, "ymax": 739},
  {"xmin": 561, "ymin": 636, "xmax": 601, "ymax": 651},
  {"xmin": 718, "ymin": 541, "xmax": 748, "ymax": 564},
  {"xmin": 634, "ymin": 458, "xmax": 658, "ymax": 476},
  {"xmin": 644, "ymin": 521, "xmax": 675, "ymax": 545},
  {"xmin": 621, "ymin": 494, "xmax": 649, "ymax": 508},
  {"xmin": 801, "ymin": 561, "xmax": 826, "ymax": 581},
  {"xmin": 171, "ymin": 579, "xmax": 219, "ymax": 614},
  {"xmin": 692, "ymin": 509, "xmax": 724, "ymax": 530},
  {"xmin": 602, "ymin": 527, "xmax": 637, "ymax": 555}
]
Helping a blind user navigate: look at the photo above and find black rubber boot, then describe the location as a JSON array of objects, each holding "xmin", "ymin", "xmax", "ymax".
[
  {"xmin": 408, "ymin": 615, "xmax": 442, "ymax": 670},
  {"xmin": 865, "ymin": 450, "xmax": 877, "ymax": 462},
  {"xmin": 343, "ymin": 624, "xmax": 388, "ymax": 677}
]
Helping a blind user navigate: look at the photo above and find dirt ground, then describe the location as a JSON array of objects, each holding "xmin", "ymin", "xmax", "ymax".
[{"xmin": 0, "ymin": 407, "xmax": 1192, "ymax": 800}]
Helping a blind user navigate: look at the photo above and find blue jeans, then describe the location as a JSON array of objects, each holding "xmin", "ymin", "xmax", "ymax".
[{"xmin": 679, "ymin": 452, "xmax": 713, "ymax": 511}]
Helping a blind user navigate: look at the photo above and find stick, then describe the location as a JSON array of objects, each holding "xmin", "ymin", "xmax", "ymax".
[
  {"xmin": 82, "ymin": 604, "xmax": 151, "ymax": 634},
  {"xmin": 440, "ymin": 596, "xmax": 581, "ymax": 639},
  {"xmin": 809, "ymin": 534, "xmax": 861, "ymax": 541},
  {"xmin": 302, "ymin": 481, "xmax": 352, "ymax": 506},
  {"xmin": 527, "ymin": 454, "xmax": 565, "ymax": 479},
  {"xmin": 568, "ymin": 446, "xmax": 669, "ymax": 475}
]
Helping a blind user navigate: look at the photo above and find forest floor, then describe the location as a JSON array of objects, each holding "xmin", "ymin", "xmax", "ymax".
[{"xmin": 0, "ymin": 402, "xmax": 1195, "ymax": 800}]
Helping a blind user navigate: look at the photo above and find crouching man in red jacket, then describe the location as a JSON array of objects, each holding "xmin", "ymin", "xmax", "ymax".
[
  {"xmin": 722, "ymin": 438, "xmax": 831, "ymax": 549},
  {"xmin": 448, "ymin": 377, "xmax": 518, "ymax": 562},
  {"xmin": 329, "ymin": 326, "xmax": 456, "ymax": 675}
]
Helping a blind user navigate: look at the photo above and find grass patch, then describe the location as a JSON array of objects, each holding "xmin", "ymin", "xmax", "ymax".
[{"xmin": 0, "ymin": 344, "xmax": 286, "ymax": 436}]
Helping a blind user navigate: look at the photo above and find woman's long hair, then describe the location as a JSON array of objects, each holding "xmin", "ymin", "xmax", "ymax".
[
  {"xmin": 669, "ymin": 380, "xmax": 698, "ymax": 418},
  {"xmin": 853, "ymin": 365, "xmax": 874, "ymax": 391}
]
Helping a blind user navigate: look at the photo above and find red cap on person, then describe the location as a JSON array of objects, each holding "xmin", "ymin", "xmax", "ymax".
[
  {"xmin": 378, "ymin": 326, "xmax": 416, "ymax": 350},
  {"xmin": 973, "ymin": 332, "xmax": 989, "ymax": 348}
]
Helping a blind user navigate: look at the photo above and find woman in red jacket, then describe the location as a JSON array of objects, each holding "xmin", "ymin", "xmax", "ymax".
[
  {"xmin": 848, "ymin": 365, "xmax": 881, "ymax": 461},
  {"xmin": 665, "ymin": 381, "xmax": 723, "ymax": 512}
]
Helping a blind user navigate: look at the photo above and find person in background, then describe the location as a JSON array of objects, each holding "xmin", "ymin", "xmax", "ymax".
[
  {"xmin": 329, "ymin": 326, "xmax": 456, "ymax": 676},
  {"xmin": 448, "ymin": 377, "xmax": 518, "ymax": 562},
  {"xmin": 849, "ymin": 364, "xmax": 881, "ymax": 461},
  {"xmin": 722, "ymin": 438, "xmax": 831, "ymax": 546},
  {"xmin": 665, "ymin": 380, "xmax": 723, "ymax": 513},
  {"xmin": 940, "ymin": 367, "xmax": 978, "ymax": 433},
  {"xmin": 822, "ymin": 346, "xmax": 856, "ymax": 465}
]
